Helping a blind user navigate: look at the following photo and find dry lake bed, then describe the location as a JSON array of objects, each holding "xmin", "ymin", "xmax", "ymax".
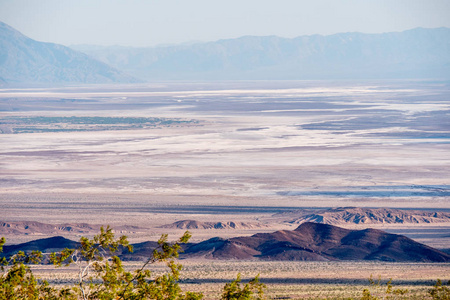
[{"xmin": 1, "ymin": 80, "xmax": 449, "ymax": 297}]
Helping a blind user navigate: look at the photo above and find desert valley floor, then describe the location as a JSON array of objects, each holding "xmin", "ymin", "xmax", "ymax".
[{"xmin": 0, "ymin": 80, "xmax": 449, "ymax": 298}]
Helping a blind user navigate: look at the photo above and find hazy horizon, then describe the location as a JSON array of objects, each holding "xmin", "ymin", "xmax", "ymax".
[
  {"xmin": 1, "ymin": 0, "xmax": 450, "ymax": 47},
  {"xmin": 70, "ymin": 26, "xmax": 450, "ymax": 49}
]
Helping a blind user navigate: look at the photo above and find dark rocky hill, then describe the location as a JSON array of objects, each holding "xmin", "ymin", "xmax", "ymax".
[
  {"xmin": 2, "ymin": 236, "xmax": 79, "ymax": 254},
  {"xmin": 183, "ymin": 222, "xmax": 450, "ymax": 262},
  {"xmin": 119, "ymin": 240, "xmax": 160, "ymax": 261},
  {"xmin": 2, "ymin": 223, "xmax": 449, "ymax": 262}
]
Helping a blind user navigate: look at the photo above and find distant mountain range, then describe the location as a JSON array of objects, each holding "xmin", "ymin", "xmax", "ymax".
[
  {"xmin": 1, "ymin": 21, "xmax": 449, "ymax": 84},
  {"xmin": 2, "ymin": 222, "xmax": 449, "ymax": 262},
  {"xmin": 0, "ymin": 21, "xmax": 138, "ymax": 84},
  {"xmin": 72, "ymin": 27, "xmax": 450, "ymax": 80}
]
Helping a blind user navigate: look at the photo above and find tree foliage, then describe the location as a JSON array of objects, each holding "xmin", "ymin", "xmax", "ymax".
[
  {"xmin": 2, "ymin": 226, "xmax": 264, "ymax": 300},
  {"xmin": 49, "ymin": 225, "xmax": 203, "ymax": 300},
  {"xmin": 0, "ymin": 236, "xmax": 73, "ymax": 299},
  {"xmin": 360, "ymin": 275, "xmax": 408, "ymax": 300},
  {"xmin": 4, "ymin": 230, "xmax": 449, "ymax": 300},
  {"xmin": 429, "ymin": 279, "xmax": 450, "ymax": 300},
  {"xmin": 221, "ymin": 273, "xmax": 265, "ymax": 300},
  {"xmin": 1, "ymin": 227, "xmax": 207, "ymax": 300}
]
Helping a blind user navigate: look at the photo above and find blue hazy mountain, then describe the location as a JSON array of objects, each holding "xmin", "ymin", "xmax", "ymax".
[
  {"xmin": 73, "ymin": 28, "xmax": 450, "ymax": 80},
  {"xmin": 0, "ymin": 22, "xmax": 138, "ymax": 84}
]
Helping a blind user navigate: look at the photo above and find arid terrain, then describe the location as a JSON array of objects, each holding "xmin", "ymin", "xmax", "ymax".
[
  {"xmin": 1, "ymin": 80, "xmax": 449, "ymax": 296},
  {"xmin": 27, "ymin": 260, "xmax": 450, "ymax": 299}
]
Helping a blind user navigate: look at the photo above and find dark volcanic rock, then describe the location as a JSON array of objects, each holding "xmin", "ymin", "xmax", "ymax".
[
  {"xmin": 183, "ymin": 222, "xmax": 450, "ymax": 262},
  {"xmin": 2, "ymin": 236, "xmax": 80, "ymax": 255},
  {"xmin": 119, "ymin": 240, "xmax": 160, "ymax": 261},
  {"xmin": 2, "ymin": 223, "xmax": 449, "ymax": 262},
  {"xmin": 184, "ymin": 237, "xmax": 260, "ymax": 259}
]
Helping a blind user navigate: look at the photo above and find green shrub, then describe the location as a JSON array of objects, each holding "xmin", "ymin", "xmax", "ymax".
[
  {"xmin": 429, "ymin": 279, "xmax": 450, "ymax": 300},
  {"xmin": 2, "ymin": 227, "xmax": 263, "ymax": 300},
  {"xmin": 222, "ymin": 273, "xmax": 265, "ymax": 300}
]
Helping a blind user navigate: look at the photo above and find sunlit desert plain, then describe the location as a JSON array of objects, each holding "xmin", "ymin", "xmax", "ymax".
[{"xmin": 1, "ymin": 80, "xmax": 449, "ymax": 298}]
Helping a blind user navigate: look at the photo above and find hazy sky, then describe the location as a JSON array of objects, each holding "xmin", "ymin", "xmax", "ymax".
[{"xmin": 1, "ymin": 0, "xmax": 450, "ymax": 47}]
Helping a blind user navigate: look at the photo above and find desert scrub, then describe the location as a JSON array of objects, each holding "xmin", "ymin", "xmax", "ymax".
[
  {"xmin": 48, "ymin": 226, "xmax": 204, "ymax": 300},
  {"xmin": 221, "ymin": 273, "xmax": 265, "ymax": 300},
  {"xmin": 1, "ymin": 228, "xmax": 265, "ymax": 300},
  {"xmin": 0, "ymin": 237, "xmax": 73, "ymax": 299},
  {"xmin": 1, "ymin": 228, "xmax": 205, "ymax": 300},
  {"xmin": 2, "ymin": 230, "xmax": 448, "ymax": 299},
  {"xmin": 428, "ymin": 279, "xmax": 450, "ymax": 300}
]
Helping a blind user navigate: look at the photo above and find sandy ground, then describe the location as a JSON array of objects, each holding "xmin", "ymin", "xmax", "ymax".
[{"xmin": 31, "ymin": 260, "xmax": 450, "ymax": 299}]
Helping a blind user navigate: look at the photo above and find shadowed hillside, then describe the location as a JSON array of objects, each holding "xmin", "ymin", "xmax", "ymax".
[
  {"xmin": 183, "ymin": 222, "xmax": 450, "ymax": 262},
  {"xmin": 2, "ymin": 236, "xmax": 79, "ymax": 254},
  {"xmin": 2, "ymin": 223, "xmax": 449, "ymax": 262}
]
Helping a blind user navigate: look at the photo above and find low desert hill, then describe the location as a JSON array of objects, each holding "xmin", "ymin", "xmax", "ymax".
[
  {"xmin": 274, "ymin": 207, "xmax": 450, "ymax": 225},
  {"xmin": 160, "ymin": 220, "xmax": 268, "ymax": 230},
  {"xmin": 0, "ymin": 221, "xmax": 145, "ymax": 235},
  {"xmin": 2, "ymin": 236, "xmax": 79, "ymax": 254},
  {"xmin": 183, "ymin": 222, "xmax": 450, "ymax": 262},
  {"xmin": 0, "ymin": 236, "xmax": 160, "ymax": 262},
  {"xmin": 3, "ymin": 223, "xmax": 449, "ymax": 262}
]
